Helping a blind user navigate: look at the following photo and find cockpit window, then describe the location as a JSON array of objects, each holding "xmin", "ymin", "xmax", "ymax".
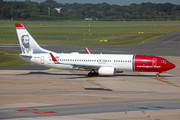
[{"xmin": 161, "ymin": 60, "xmax": 169, "ymax": 63}]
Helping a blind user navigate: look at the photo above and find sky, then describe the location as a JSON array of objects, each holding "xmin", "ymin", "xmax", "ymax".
[{"xmin": 4, "ymin": 0, "xmax": 180, "ymax": 5}]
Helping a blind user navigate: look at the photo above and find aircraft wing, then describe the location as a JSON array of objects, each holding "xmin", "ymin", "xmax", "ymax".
[
  {"xmin": 66, "ymin": 63, "xmax": 100, "ymax": 70},
  {"xmin": 50, "ymin": 52, "xmax": 100, "ymax": 70}
]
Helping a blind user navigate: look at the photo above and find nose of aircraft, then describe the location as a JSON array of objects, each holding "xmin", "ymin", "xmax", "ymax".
[{"xmin": 169, "ymin": 62, "xmax": 176, "ymax": 70}]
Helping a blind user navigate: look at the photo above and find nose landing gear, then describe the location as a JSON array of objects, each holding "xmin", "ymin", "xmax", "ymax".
[
  {"xmin": 156, "ymin": 73, "xmax": 160, "ymax": 77},
  {"xmin": 156, "ymin": 71, "xmax": 165, "ymax": 77}
]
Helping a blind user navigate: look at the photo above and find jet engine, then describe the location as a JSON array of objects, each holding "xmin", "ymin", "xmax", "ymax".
[{"xmin": 98, "ymin": 66, "xmax": 116, "ymax": 75}]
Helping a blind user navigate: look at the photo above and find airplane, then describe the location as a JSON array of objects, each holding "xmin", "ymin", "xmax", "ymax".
[{"xmin": 15, "ymin": 23, "xmax": 175, "ymax": 77}]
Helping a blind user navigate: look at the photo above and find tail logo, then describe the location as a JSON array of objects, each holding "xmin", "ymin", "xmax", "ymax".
[
  {"xmin": 21, "ymin": 35, "xmax": 33, "ymax": 54},
  {"xmin": 15, "ymin": 23, "xmax": 50, "ymax": 54}
]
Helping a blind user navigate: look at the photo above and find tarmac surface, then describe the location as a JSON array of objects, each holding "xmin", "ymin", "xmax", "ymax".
[
  {"xmin": 0, "ymin": 27, "xmax": 180, "ymax": 120},
  {"xmin": 1, "ymin": 99, "xmax": 180, "ymax": 119},
  {"xmin": 0, "ymin": 68, "xmax": 180, "ymax": 120}
]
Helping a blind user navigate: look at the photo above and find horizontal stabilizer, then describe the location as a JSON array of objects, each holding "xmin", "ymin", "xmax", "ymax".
[{"xmin": 20, "ymin": 54, "xmax": 32, "ymax": 57}]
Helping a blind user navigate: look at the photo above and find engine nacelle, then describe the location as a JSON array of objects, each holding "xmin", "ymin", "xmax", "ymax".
[{"xmin": 98, "ymin": 66, "xmax": 116, "ymax": 75}]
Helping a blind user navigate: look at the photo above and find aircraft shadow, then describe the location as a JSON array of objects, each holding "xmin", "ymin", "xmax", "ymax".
[{"xmin": 21, "ymin": 71, "xmax": 175, "ymax": 79}]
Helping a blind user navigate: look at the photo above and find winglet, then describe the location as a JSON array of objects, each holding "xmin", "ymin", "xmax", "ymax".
[
  {"xmin": 49, "ymin": 52, "xmax": 60, "ymax": 64},
  {"xmin": 15, "ymin": 23, "xmax": 25, "ymax": 28},
  {"xmin": 85, "ymin": 47, "xmax": 91, "ymax": 54}
]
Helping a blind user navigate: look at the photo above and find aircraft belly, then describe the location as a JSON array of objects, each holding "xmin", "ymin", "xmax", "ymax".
[
  {"xmin": 44, "ymin": 64, "xmax": 73, "ymax": 69},
  {"xmin": 116, "ymin": 63, "xmax": 132, "ymax": 71}
]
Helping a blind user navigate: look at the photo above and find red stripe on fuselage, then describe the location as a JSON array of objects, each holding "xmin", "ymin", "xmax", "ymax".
[{"xmin": 134, "ymin": 55, "xmax": 168, "ymax": 72}]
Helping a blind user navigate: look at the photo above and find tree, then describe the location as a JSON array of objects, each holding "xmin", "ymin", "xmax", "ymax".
[{"xmin": 0, "ymin": 0, "xmax": 179, "ymax": 20}]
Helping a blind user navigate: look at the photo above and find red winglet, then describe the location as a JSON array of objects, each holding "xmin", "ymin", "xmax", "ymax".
[
  {"xmin": 50, "ymin": 52, "xmax": 58, "ymax": 62},
  {"xmin": 50, "ymin": 52, "xmax": 60, "ymax": 64},
  {"xmin": 15, "ymin": 23, "xmax": 24, "ymax": 28},
  {"xmin": 85, "ymin": 47, "xmax": 91, "ymax": 54}
]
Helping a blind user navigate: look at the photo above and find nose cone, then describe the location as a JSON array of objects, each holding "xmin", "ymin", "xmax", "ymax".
[{"xmin": 169, "ymin": 62, "xmax": 176, "ymax": 70}]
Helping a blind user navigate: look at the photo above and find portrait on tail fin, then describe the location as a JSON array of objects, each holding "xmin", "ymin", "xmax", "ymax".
[{"xmin": 21, "ymin": 35, "xmax": 33, "ymax": 54}]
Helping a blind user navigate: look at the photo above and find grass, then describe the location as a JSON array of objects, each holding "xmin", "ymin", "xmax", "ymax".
[
  {"xmin": 0, "ymin": 20, "xmax": 180, "ymax": 26},
  {"xmin": 0, "ymin": 49, "xmax": 29, "ymax": 66},
  {"xmin": 0, "ymin": 25, "xmax": 180, "ymax": 45},
  {"xmin": 0, "ymin": 21, "xmax": 180, "ymax": 66}
]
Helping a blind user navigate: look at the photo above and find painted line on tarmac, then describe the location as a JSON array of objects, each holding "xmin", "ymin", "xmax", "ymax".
[
  {"xmin": 130, "ymin": 106, "xmax": 149, "ymax": 109},
  {"xmin": 147, "ymin": 105, "xmax": 165, "ymax": 108},
  {"xmin": 34, "ymin": 111, "xmax": 57, "ymax": 114},
  {"xmin": 152, "ymin": 77, "xmax": 180, "ymax": 88},
  {"xmin": 163, "ymin": 35, "xmax": 180, "ymax": 48},
  {"xmin": 0, "ymin": 99, "xmax": 179, "ymax": 115},
  {"xmin": 16, "ymin": 109, "xmax": 39, "ymax": 111},
  {"xmin": 0, "ymin": 46, "xmax": 20, "ymax": 47},
  {"xmin": 125, "ymin": 80, "xmax": 168, "ymax": 86},
  {"xmin": 136, "ymin": 72, "xmax": 180, "ymax": 88}
]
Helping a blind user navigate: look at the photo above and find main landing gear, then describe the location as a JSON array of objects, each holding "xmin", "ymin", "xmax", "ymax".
[{"xmin": 88, "ymin": 70, "xmax": 99, "ymax": 77}]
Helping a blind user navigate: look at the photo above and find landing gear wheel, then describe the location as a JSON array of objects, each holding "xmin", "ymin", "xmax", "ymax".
[
  {"xmin": 156, "ymin": 74, "xmax": 160, "ymax": 77},
  {"xmin": 93, "ymin": 71, "xmax": 99, "ymax": 76},
  {"xmin": 88, "ymin": 70, "xmax": 99, "ymax": 77},
  {"xmin": 88, "ymin": 72, "xmax": 93, "ymax": 77},
  {"xmin": 93, "ymin": 72, "xmax": 99, "ymax": 76}
]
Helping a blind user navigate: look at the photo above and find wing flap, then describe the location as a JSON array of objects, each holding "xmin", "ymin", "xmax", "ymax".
[{"xmin": 69, "ymin": 64, "xmax": 100, "ymax": 70}]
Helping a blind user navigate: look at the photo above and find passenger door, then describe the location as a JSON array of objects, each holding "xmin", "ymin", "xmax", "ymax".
[{"xmin": 41, "ymin": 56, "xmax": 44, "ymax": 64}]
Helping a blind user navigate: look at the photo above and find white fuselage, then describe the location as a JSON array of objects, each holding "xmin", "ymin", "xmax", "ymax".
[
  {"xmin": 15, "ymin": 23, "xmax": 176, "ymax": 77},
  {"xmin": 22, "ymin": 53, "xmax": 134, "ymax": 72}
]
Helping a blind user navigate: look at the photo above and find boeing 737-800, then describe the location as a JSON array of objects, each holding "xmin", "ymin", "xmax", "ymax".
[{"xmin": 15, "ymin": 23, "xmax": 175, "ymax": 77}]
